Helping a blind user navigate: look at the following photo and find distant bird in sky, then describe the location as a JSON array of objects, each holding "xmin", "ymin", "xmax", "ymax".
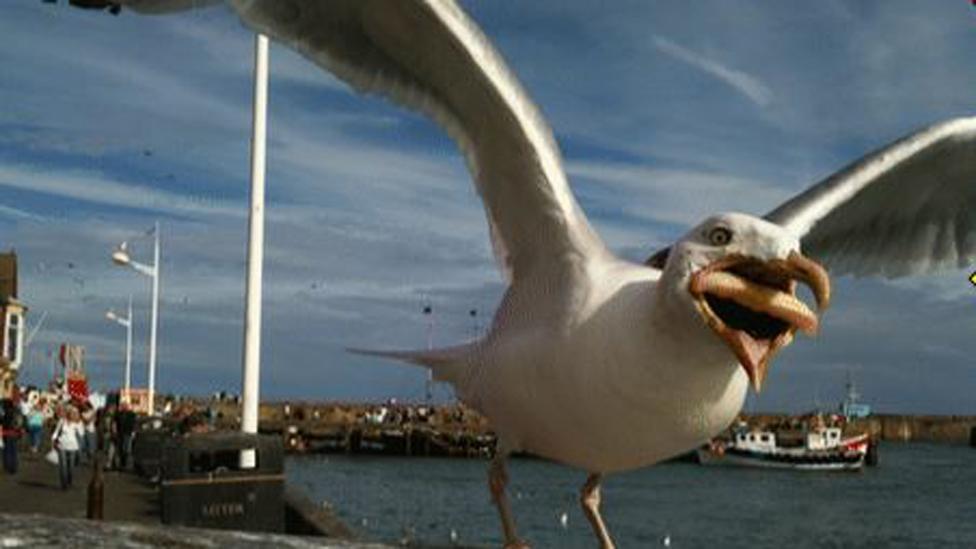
[{"xmin": 81, "ymin": 1, "xmax": 976, "ymax": 547}]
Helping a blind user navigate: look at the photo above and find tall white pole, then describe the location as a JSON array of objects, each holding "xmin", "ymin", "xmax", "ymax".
[
  {"xmin": 425, "ymin": 305, "xmax": 433, "ymax": 404},
  {"xmin": 241, "ymin": 33, "xmax": 269, "ymax": 468},
  {"xmin": 125, "ymin": 294, "xmax": 133, "ymax": 398},
  {"xmin": 148, "ymin": 220, "xmax": 160, "ymax": 415}
]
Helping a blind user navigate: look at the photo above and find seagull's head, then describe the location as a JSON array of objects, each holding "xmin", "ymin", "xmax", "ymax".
[{"xmin": 660, "ymin": 212, "xmax": 830, "ymax": 392}]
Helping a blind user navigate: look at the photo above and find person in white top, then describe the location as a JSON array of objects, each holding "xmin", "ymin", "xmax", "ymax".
[{"xmin": 52, "ymin": 406, "xmax": 85, "ymax": 490}]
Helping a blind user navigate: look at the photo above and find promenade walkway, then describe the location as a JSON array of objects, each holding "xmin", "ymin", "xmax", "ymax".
[
  {"xmin": 0, "ymin": 451, "xmax": 400, "ymax": 548},
  {"xmin": 0, "ymin": 451, "xmax": 158, "ymax": 523}
]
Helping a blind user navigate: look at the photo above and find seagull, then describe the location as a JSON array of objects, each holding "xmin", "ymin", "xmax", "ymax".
[{"xmin": 92, "ymin": 1, "xmax": 976, "ymax": 547}]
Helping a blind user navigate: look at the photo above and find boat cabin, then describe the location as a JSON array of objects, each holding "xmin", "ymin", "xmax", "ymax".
[
  {"xmin": 734, "ymin": 430, "xmax": 777, "ymax": 452},
  {"xmin": 806, "ymin": 427, "xmax": 843, "ymax": 450}
]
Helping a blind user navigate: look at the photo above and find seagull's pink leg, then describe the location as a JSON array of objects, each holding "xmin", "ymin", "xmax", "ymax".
[
  {"xmin": 580, "ymin": 473, "xmax": 615, "ymax": 549},
  {"xmin": 488, "ymin": 454, "xmax": 529, "ymax": 548}
]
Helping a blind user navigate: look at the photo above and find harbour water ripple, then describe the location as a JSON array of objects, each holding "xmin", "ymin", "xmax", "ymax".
[{"xmin": 288, "ymin": 443, "xmax": 975, "ymax": 548}]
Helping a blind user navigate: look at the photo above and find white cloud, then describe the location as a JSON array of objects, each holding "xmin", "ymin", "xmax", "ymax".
[{"xmin": 652, "ymin": 36, "xmax": 773, "ymax": 108}]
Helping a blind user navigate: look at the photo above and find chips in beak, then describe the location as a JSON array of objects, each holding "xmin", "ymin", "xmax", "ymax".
[{"xmin": 689, "ymin": 251, "xmax": 830, "ymax": 392}]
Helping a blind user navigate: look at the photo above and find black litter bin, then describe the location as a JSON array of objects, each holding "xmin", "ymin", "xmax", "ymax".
[
  {"xmin": 160, "ymin": 432, "xmax": 284, "ymax": 532},
  {"xmin": 132, "ymin": 417, "xmax": 173, "ymax": 479}
]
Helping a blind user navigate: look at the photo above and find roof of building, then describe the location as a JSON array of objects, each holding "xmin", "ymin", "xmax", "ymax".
[{"xmin": 0, "ymin": 252, "xmax": 16, "ymax": 300}]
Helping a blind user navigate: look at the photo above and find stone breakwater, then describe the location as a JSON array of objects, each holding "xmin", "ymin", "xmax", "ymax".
[
  {"xmin": 203, "ymin": 401, "xmax": 495, "ymax": 457},
  {"xmin": 743, "ymin": 413, "xmax": 976, "ymax": 444},
  {"xmin": 196, "ymin": 400, "xmax": 976, "ymax": 452}
]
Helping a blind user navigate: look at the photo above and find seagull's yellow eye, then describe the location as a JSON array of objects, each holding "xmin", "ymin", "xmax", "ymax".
[{"xmin": 708, "ymin": 227, "xmax": 733, "ymax": 246}]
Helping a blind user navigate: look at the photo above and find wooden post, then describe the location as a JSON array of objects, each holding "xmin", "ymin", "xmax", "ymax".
[{"xmin": 87, "ymin": 453, "xmax": 105, "ymax": 520}]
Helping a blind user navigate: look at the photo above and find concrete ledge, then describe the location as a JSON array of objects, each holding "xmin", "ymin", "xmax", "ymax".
[
  {"xmin": 285, "ymin": 485, "xmax": 357, "ymax": 539},
  {"xmin": 0, "ymin": 513, "xmax": 393, "ymax": 549}
]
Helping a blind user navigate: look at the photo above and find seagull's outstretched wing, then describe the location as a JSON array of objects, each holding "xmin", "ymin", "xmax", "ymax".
[
  {"xmin": 764, "ymin": 117, "xmax": 976, "ymax": 277},
  {"xmin": 227, "ymin": 0, "xmax": 607, "ymax": 282}
]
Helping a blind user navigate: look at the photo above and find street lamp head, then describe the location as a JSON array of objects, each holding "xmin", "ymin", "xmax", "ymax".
[
  {"xmin": 106, "ymin": 309, "xmax": 130, "ymax": 327},
  {"xmin": 112, "ymin": 241, "xmax": 131, "ymax": 266}
]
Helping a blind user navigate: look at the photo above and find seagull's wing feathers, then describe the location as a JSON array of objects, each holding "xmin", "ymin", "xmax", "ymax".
[
  {"xmin": 231, "ymin": 0, "xmax": 607, "ymax": 282},
  {"xmin": 765, "ymin": 117, "xmax": 976, "ymax": 277}
]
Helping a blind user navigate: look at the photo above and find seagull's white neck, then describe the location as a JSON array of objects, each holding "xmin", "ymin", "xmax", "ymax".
[{"xmin": 637, "ymin": 264, "xmax": 747, "ymax": 405}]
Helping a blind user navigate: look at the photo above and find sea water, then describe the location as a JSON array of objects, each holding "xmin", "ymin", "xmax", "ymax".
[{"xmin": 287, "ymin": 443, "xmax": 975, "ymax": 548}]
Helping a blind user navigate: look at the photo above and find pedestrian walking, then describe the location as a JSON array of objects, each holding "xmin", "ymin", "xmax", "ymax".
[
  {"xmin": 1, "ymin": 399, "xmax": 24, "ymax": 474},
  {"xmin": 25, "ymin": 398, "xmax": 46, "ymax": 454},
  {"xmin": 114, "ymin": 403, "xmax": 137, "ymax": 470},
  {"xmin": 80, "ymin": 401, "xmax": 97, "ymax": 463},
  {"xmin": 52, "ymin": 406, "xmax": 85, "ymax": 489},
  {"xmin": 97, "ymin": 404, "xmax": 117, "ymax": 470}
]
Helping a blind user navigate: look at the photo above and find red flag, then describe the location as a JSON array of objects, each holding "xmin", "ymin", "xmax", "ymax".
[{"xmin": 68, "ymin": 377, "xmax": 89, "ymax": 402}]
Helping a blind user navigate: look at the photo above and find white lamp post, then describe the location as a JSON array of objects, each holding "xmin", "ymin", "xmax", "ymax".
[
  {"xmin": 112, "ymin": 222, "xmax": 161, "ymax": 415},
  {"xmin": 240, "ymin": 33, "xmax": 270, "ymax": 469},
  {"xmin": 106, "ymin": 295, "xmax": 133, "ymax": 402},
  {"xmin": 423, "ymin": 303, "xmax": 433, "ymax": 404}
]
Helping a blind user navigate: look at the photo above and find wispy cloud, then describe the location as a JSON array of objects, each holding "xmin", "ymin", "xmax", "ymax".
[
  {"xmin": 0, "ymin": 164, "xmax": 242, "ymax": 218},
  {"xmin": 0, "ymin": 203, "xmax": 45, "ymax": 222},
  {"xmin": 652, "ymin": 35, "xmax": 773, "ymax": 108},
  {"xmin": 568, "ymin": 160, "xmax": 792, "ymax": 226}
]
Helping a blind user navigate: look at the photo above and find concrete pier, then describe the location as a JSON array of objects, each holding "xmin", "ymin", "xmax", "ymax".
[{"xmin": 0, "ymin": 453, "xmax": 157, "ymax": 522}]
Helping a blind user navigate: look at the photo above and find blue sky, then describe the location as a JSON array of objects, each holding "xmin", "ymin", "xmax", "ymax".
[{"xmin": 1, "ymin": 1, "xmax": 974, "ymax": 413}]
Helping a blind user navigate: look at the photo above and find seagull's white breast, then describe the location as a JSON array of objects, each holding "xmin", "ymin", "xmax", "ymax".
[{"xmin": 460, "ymin": 257, "xmax": 749, "ymax": 473}]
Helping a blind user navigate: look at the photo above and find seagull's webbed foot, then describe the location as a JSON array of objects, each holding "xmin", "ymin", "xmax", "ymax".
[
  {"xmin": 580, "ymin": 473, "xmax": 615, "ymax": 549},
  {"xmin": 488, "ymin": 454, "xmax": 530, "ymax": 548}
]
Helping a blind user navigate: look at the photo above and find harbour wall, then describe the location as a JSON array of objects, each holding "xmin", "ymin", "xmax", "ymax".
[
  {"xmin": 204, "ymin": 401, "xmax": 495, "ymax": 457},
  {"xmin": 195, "ymin": 400, "xmax": 976, "ymax": 451},
  {"xmin": 744, "ymin": 413, "xmax": 976, "ymax": 445}
]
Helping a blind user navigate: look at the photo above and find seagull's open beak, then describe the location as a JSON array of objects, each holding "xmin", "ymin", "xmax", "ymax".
[{"xmin": 689, "ymin": 251, "xmax": 830, "ymax": 392}]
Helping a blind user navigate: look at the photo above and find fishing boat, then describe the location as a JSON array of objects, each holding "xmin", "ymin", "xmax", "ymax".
[{"xmin": 697, "ymin": 423, "xmax": 870, "ymax": 471}]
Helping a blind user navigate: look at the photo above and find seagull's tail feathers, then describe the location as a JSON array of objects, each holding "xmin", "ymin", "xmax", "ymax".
[{"xmin": 347, "ymin": 343, "xmax": 475, "ymax": 386}]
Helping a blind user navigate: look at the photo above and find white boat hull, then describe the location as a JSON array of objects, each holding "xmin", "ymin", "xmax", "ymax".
[
  {"xmin": 697, "ymin": 432, "xmax": 870, "ymax": 471},
  {"xmin": 697, "ymin": 448, "xmax": 865, "ymax": 471}
]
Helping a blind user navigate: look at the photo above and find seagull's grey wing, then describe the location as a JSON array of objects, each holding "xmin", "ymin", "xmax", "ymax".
[
  {"xmin": 764, "ymin": 117, "xmax": 976, "ymax": 278},
  {"xmin": 229, "ymin": 0, "xmax": 608, "ymax": 282}
]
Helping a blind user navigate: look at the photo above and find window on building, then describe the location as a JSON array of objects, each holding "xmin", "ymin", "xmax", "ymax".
[{"xmin": 4, "ymin": 311, "xmax": 22, "ymax": 367}]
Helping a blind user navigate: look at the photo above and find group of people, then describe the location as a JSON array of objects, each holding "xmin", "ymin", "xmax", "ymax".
[
  {"xmin": 50, "ymin": 401, "xmax": 140, "ymax": 489},
  {"xmin": 0, "ymin": 386, "xmax": 139, "ymax": 490},
  {"xmin": 0, "ymin": 393, "xmax": 49, "ymax": 475}
]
